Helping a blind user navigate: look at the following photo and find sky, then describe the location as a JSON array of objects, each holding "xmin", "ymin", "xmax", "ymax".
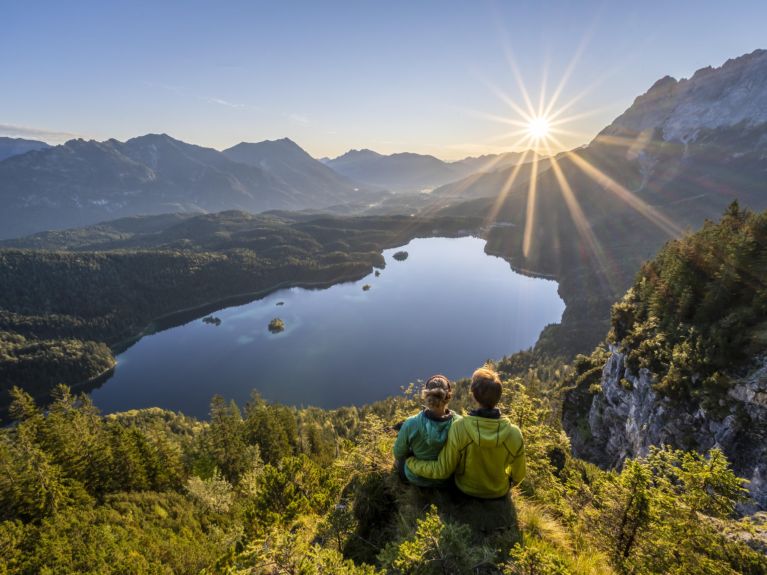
[{"xmin": 2, "ymin": 1, "xmax": 766, "ymax": 160}]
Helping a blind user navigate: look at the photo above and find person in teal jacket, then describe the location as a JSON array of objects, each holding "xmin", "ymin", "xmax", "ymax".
[
  {"xmin": 393, "ymin": 374, "xmax": 461, "ymax": 487},
  {"xmin": 406, "ymin": 367, "xmax": 525, "ymax": 498}
]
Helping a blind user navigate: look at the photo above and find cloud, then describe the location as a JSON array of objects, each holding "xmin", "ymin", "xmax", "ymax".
[
  {"xmin": 199, "ymin": 96, "xmax": 259, "ymax": 111},
  {"xmin": 201, "ymin": 96, "xmax": 246, "ymax": 109},
  {"xmin": 0, "ymin": 123, "xmax": 81, "ymax": 143},
  {"xmin": 286, "ymin": 112, "xmax": 310, "ymax": 125},
  {"xmin": 144, "ymin": 81, "xmax": 258, "ymax": 112}
]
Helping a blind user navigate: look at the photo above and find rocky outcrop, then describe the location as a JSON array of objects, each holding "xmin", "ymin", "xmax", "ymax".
[
  {"xmin": 564, "ymin": 346, "xmax": 767, "ymax": 511},
  {"xmin": 600, "ymin": 49, "xmax": 767, "ymax": 144}
]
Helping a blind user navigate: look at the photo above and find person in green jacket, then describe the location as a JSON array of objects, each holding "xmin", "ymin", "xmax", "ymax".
[
  {"xmin": 406, "ymin": 367, "xmax": 526, "ymax": 498},
  {"xmin": 393, "ymin": 374, "xmax": 461, "ymax": 487}
]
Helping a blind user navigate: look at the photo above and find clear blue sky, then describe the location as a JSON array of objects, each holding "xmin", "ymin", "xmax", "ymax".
[{"xmin": 2, "ymin": 1, "xmax": 765, "ymax": 159}]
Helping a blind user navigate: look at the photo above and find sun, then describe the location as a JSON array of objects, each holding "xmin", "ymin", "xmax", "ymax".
[{"xmin": 527, "ymin": 116, "xmax": 550, "ymax": 140}]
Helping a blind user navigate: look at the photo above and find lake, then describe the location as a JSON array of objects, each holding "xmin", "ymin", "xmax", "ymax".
[{"xmin": 91, "ymin": 236, "xmax": 565, "ymax": 417}]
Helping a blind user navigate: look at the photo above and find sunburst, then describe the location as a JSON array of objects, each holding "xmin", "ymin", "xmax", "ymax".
[{"xmin": 472, "ymin": 52, "xmax": 684, "ymax": 293}]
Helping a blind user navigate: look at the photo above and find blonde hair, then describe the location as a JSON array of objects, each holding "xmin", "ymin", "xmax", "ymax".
[
  {"xmin": 422, "ymin": 374, "xmax": 453, "ymax": 413},
  {"xmin": 470, "ymin": 367, "xmax": 502, "ymax": 408}
]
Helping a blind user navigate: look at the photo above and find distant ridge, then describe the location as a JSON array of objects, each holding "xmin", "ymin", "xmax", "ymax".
[
  {"xmin": 323, "ymin": 148, "xmax": 536, "ymax": 192},
  {"xmin": 0, "ymin": 136, "xmax": 50, "ymax": 161},
  {"xmin": 0, "ymin": 134, "xmax": 369, "ymax": 239},
  {"xmin": 223, "ymin": 138, "xmax": 361, "ymax": 202}
]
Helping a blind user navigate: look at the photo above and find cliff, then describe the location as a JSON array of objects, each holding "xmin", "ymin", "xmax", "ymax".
[{"xmin": 564, "ymin": 347, "xmax": 767, "ymax": 510}]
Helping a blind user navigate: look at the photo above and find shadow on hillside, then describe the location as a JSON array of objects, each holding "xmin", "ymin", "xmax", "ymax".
[{"xmin": 344, "ymin": 468, "xmax": 521, "ymax": 564}]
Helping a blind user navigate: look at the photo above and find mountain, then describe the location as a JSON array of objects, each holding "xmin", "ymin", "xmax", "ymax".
[
  {"xmin": 222, "ymin": 138, "xmax": 362, "ymax": 201},
  {"xmin": 448, "ymin": 150, "xmax": 538, "ymax": 175},
  {"xmin": 439, "ymin": 49, "xmax": 767, "ymax": 212},
  {"xmin": 600, "ymin": 49, "xmax": 767, "ymax": 142},
  {"xmin": 322, "ymin": 148, "xmax": 536, "ymax": 193},
  {"xmin": 0, "ymin": 134, "xmax": 369, "ymax": 239},
  {"xmin": 323, "ymin": 149, "xmax": 458, "ymax": 192},
  {"xmin": 0, "ymin": 136, "xmax": 50, "ymax": 161}
]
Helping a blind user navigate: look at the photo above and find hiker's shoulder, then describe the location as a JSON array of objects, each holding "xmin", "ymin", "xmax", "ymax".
[
  {"xmin": 498, "ymin": 418, "xmax": 523, "ymax": 443},
  {"xmin": 448, "ymin": 410, "xmax": 463, "ymax": 422},
  {"xmin": 400, "ymin": 411, "xmax": 424, "ymax": 429}
]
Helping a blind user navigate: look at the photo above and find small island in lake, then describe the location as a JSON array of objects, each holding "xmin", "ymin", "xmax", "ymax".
[
  {"xmin": 375, "ymin": 270, "xmax": 381, "ymax": 277},
  {"xmin": 393, "ymin": 250, "xmax": 409, "ymax": 261},
  {"xmin": 276, "ymin": 301, "xmax": 285, "ymax": 306},
  {"xmin": 362, "ymin": 284, "xmax": 371, "ymax": 291},
  {"xmin": 202, "ymin": 315, "xmax": 222, "ymax": 326},
  {"xmin": 268, "ymin": 318, "xmax": 285, "ymax": 333}
]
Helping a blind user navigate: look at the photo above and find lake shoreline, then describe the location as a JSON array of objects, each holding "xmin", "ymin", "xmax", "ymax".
[
  {"xmin": 109, "ymin": 266, "xmax": 378, "ymax": 355},
  {"xmin": 110, "ymin": 232, "xmax": 564, "ymax": 356},
  {"xmin": 108, "ymin": 232, "xmax": 569, "ymax": 358}
]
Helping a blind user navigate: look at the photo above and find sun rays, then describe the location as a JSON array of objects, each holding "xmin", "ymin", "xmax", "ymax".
[{"xmin": 475, "ymin": 56, "xmax": 685, "ymax": 293}]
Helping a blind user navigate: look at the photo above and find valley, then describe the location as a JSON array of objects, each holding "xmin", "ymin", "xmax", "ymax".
[{"xmin": 1, "ymin": 32, "xmax": 767, "ymax": 574}]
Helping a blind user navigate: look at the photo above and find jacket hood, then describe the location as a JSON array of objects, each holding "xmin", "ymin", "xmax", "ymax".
[
  {"xmin": 417, "ymin": 410, "xmax": 456, "ymax": 448},
  {"xmin": 463, "ymin": 414, "xmax": 516, "ymax": 448}
]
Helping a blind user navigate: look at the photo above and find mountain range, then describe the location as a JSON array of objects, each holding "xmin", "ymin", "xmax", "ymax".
[
  {"xmin": 0, "ymin": 135, "xmax": 374, "ymax": 239},
  {"xmin": 0, "ymin": 132, "xmax": 538, "ymax": 239},
  {"xmin": 438, "ymin": 49, "xmax": 767, "ymax": 215},
  {"xmin": 322, "ymin": 149, "xmax": 536, "ymax": 192},
  {"xmin": 2, "ymin": 48, "xmax": 765, "ymax": 253}
]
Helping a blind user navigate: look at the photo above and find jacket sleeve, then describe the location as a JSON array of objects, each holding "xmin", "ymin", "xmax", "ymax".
[
  {"xmin": 406, "ymin": 424, "xmax": 461, "ymax": 479},
  {"xmin": 505, "ymin": 429, "xmax": 526, "ymax": 486},
  {"xmin": 392, "ymin": 419, "xmax": 412, "ymax": 460}
]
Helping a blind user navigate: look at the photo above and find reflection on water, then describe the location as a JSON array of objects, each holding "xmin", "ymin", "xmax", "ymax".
[{"xmin": 91, "ymin": 237, "xmax": 565, "ymax": 417}]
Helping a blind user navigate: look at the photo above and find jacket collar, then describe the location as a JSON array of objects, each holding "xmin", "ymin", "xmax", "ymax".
[
  {"xmin": 422, "ymin": 408, "xmax": 453, "ymax": 422},
  {"xmin": 469, "ymin": 407, "xmax": 501, "ymax": 419}
]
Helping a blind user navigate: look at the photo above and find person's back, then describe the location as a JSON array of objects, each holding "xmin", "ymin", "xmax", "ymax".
[
  {"xmin": 393, "ymin": 375, "xmax": 460, "ymax": 487},
  {"xmin": 406, "ymin": 367, "xmax": 526, "ymax": 498}
]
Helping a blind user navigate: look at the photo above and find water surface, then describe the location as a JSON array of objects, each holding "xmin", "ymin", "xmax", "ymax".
[{"xmin": 92, "ymin": 237, "xmax": 564, "ymax": 416}]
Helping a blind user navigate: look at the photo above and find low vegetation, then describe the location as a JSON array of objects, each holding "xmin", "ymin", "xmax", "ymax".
[
  {"xmin": 608, "ymin": 202, "xmax": 767, "ymax": 402},
  {"xmin": 1, "ymin": 371, "xmax": 762, "ymax": 574}
]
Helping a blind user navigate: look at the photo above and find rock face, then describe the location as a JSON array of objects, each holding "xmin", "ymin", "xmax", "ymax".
[
  {"xmin": 564, "ymin": 347, "xmax": 767, "ymax": 510},
  {"xmin": 601, "ymin": 49, "xmax": 767, "ymax": 144}
]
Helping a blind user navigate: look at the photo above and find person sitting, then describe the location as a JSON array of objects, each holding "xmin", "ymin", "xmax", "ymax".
[
  {"xmin": 392, "ymin": 374, "xmax": 461, "ymax": 487},
  {"xmin": 406, "ymin": 366, "xmax": 526, "ymax": 498}
]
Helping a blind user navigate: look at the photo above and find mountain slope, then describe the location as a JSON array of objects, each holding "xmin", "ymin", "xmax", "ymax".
[
  {"xmin": 324, "ymin": 149, "xmax": 458, "ymax": 192},
  {"xmin": 223, "ymin": 138, "xmax": 363, "ymax": 203},
  {"xmin": 448, "ymin": 150, "xmax": 538, "ymax": 175},
  {"xmin": 0, "ymin": 134, "xmax": 367, "ymax": 239},
  {"xmin": 323, "ymin": 148, "xmax": 536, "ymax": 193},
  {"xmin": 0, "ymin": 136, "xmax": 50, "ymax": 161}
]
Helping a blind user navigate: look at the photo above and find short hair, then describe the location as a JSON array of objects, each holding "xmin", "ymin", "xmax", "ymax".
[
  {"xmin": 422, "ymin": 374, "xmax": 453, "ymax": 412},
  {"xmin": 470, "ymin": 367, "xmax": 502, "ymax": 408}
]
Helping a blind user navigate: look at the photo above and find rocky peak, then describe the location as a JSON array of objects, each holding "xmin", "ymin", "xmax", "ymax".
[{"xmin": 600, "ymin": 49, "xmax": 767, "ymax": 144}]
